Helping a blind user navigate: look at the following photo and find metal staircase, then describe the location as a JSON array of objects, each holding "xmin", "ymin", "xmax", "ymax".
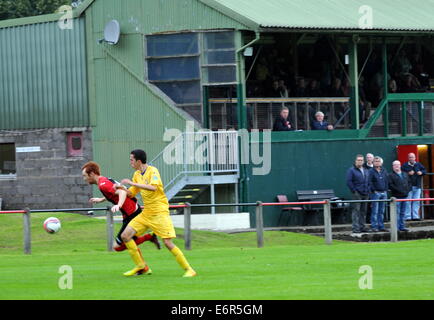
[{"xmin": 149, "ymin": 130, "xmax": 240, "ymax": 211}]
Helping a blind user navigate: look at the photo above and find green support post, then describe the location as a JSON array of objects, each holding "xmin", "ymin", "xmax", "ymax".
[
  {"xmin": 402, "ymin": 102, "xmax": 407, "ymax": 137},
  {"xmin": 382, "ymin": 41, "xmax": 389, "ymax": 137},
  {"xmin": 203, "ymin": 86, "xmax": 210, "ymax": 129},
  {"xmin": 235, "ymin": 31, "xmax": 260, "ymax": 206},
  {"xmin": 349, "ymin": 36, "xmax": 359, "ymax": 129},
  {"xmin": 419, "ymin": 101, "xmax": 424, "ymax": 136},
  {"xmin": 383, "ymin": 105, "xmax": 389, "ymax": 137}
]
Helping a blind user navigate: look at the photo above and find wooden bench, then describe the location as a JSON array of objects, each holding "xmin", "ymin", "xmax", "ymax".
[{"xmin": 295, "ymin": 189, "xmax": 349, "ymax": 225}]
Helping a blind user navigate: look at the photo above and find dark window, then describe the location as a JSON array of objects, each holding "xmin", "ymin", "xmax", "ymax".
[
  {"xmin": 204, "ymin": 32, "xmax": 235, "ymax": 50},
  {"xmin": 154, "ymin": 81, "xmax": 201, "ymax": 104},
  {"xmin": 147, "ymin": 32, "xmax": 201, "ymax": 106},
  {"xmin": 206, "ymin": 66, "xmax": 236, "ymax": 83},
  {"xmin": 67, "ymin": 132, "xmax": 83, "ymax": 157},
  {"xmin": 148, "ymin": 57, "xmax": 200, "ymax": 81},
  {"xmin": 147, "ymin": 33, "xmax": 199, "ymax": 56},
  {"xmin": 203, "ymin": 32, "xmax": 236, "ymax": 84},
  {"xmin": 0, "ymin": 143, "xmax": 16, "ymax": 175}
]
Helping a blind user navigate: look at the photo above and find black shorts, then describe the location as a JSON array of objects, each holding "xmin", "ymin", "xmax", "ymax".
[{"xmin": 115, "ymin": 207, "xmax": 142, "ymax": 245}]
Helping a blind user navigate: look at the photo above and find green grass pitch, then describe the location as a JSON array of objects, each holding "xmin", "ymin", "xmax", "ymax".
[{"xmin": 1, "ymin": 212, "xmax": 434, "ymax": 300}]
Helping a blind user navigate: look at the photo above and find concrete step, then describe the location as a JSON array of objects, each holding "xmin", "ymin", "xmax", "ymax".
[
  {"xmin": 311, "ymin": 225, "xmax": 434, "ymax": 242},
  {"xmin": 221, "ymin": 220, "xmax": 434, "ymax": 242},
  {"xmin": 283, "ymin": 219, "xmax": 434, "ymax": 234},
  {"xmin": 289, "ymin": 219, "xmax": 434, "ymax": 242}
]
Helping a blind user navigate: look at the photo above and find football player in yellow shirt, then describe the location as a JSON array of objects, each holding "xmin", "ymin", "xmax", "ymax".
[{"xmin": 119, "ymin": 149, "xmax": 197, "ymax": 278}]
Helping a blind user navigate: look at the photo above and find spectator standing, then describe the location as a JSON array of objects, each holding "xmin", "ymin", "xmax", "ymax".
[
  {"xmin": 346, "ymin": 154, "xmax": 371, "ymax": 234},
  {"xmin": 363, "ymin": 153, "xmax": 375, "ymax": 223},
  {"xmin": 278, "ymin": 80, "xmax": 289, "ymax": 98},
  {"xmin": 328, "ymin": 78, "xmax": 344, "ymax": 97},
  {"xmin": 388, "ymin": 161, "xmax": 412, "ymax": 232},
  {"xmin": 307, "ymin": 79, "xmax": 322, "ymax": 97},
  {"xmin": 255, "ymin": 57, "xmax": 270, "ymax": 82},
  {"xmin": 413, "ymin": 64, "xmax": 430, "ymax": 91},
  {"xmin": 268, "ymin": 80, "xmax": 283, "ymax": 97},
  {"xmin": 363, "ymin": 153, "xmax": 375, "ymax": 170},
  {"xmin": 401, "ymin": 153, "xmax": 426, "ymax": 220},
  {"xmin": 399, "ymin": 74, "xmax": 420, "ymax": 93},
  {"xmin": 294, "ymin": 78, "xmax": 307, "ymax": 97},
  {"xmin": 368, "ymin": 156, "xmax": 389, "ymax": 232},
  {"xmin": 341, "ymin": 78, "xmax": 351, "ymax": 97},
  {"xmin": 273, "ymin": 107, "xmax": 294, "ymax": 131}
]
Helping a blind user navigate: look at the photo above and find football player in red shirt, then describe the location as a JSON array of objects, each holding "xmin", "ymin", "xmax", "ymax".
[{"xmin": 82, "ymin": 161, "xmax": 160, "ymax": 252}]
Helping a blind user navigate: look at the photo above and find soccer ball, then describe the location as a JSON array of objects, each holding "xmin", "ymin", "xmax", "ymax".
[{"xmin": 43, "ymin": 217, "xmax": 61, "ymax": 234}]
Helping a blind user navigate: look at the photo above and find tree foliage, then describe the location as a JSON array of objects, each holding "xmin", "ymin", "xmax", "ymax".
[{"xmin": 0, "ymin": 0, "xmax": 72, "ymax": 20}]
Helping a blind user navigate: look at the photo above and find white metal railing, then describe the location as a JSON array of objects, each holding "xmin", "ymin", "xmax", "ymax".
[{"xmin": 150, "ymin": 130, "xmax": 239, "ymax": 192}]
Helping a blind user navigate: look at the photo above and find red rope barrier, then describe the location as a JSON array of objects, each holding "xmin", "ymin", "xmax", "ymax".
[
  {"xmin": 0, "ymin": 210, "xmax": 26, "ymax": 214},
  {"xmin": 1, "ymin": 198, "xmax": 433, "ymax": 213},
  {"xmin": 395, "ymin": 198, "xmax": 434, "ymax": 202},
  {"xmin": 261, "ymin": 201, "xmax": 326, "ymax": 206},
  {"xmin": 169, "ymin": 204, "xmax": 189, "ymax": 208}
]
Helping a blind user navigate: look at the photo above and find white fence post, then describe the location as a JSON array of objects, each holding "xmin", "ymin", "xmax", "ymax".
[
  {"xmin": 390, "ymin": 197, "xmax": 398, "ymax": 242},
  {"xmin": 23, "ymin": 208, "xmax": 31, "ymax": 255},
  {"xmin": 323, "ymin": 200, "xmax": 332, "ymax": 245},
  {"xmin": 106, "ymin": 206, "xmax": 114, "ymax": 251},
  {"xmin": 184, "ymin": 203, "xmax": 192, "ymax": 250},
  {"xmin": 256, "ymin": 201, "xmax": 264, "ymax": 248}
]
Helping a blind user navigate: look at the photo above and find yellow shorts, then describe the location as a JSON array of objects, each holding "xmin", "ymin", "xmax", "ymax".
[{"xmin": 128, "ymin": 212, "xmax": 176, "ymax": 239}]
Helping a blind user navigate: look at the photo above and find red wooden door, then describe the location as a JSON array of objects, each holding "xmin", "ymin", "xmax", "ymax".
[{"xmin": 396, "ymin": 144, "xmax": 419, "ymax": 165}]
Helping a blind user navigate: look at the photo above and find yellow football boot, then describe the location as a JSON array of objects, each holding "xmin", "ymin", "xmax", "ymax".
[
  {"xmin": 182, "ymin": 268, "xmax": 197, "ymax": 278},
  {"xmin": 123, "ymin": 265, "xmax": 152, "ymax": 277}
]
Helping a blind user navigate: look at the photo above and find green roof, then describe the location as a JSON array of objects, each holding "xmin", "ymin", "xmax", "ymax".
[
  {"xmin": 200, "ymin": 0, "xmax": 434, "ymax": 32},
  {"xmin": 2, "ymin": 0, "xmax": 433, "ymax": 32}
]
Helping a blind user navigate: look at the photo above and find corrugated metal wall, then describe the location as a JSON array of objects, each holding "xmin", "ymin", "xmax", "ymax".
[
  {"xmin": 0, "ymin": 18, "xmax": 88, "ymax": 130},
  {"xmin": 89, "ymin": 0, "xmax": 248, "ymax": 35},
  {"xmin": 85, "ymin": 0, "xmax": 247, "ymax": 181}
]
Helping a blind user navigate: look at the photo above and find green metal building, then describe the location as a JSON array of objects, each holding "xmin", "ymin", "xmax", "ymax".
[{"xmin": 1, "ymin": 0, "xmax": 434, "ymax": 227}]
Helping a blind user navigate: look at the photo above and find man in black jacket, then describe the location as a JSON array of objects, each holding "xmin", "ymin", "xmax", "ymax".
[
  {"xmin": 401, "ymin": 153, "xmax": 426, "ymax": 220},
  {"xmin": 368, "ymin": 156, "xmax": 388, "ymax": 232},
  {"xmin": 388, "ymin": 160, "xmax": 412, "ymax": 232},
  {"xmin": 346, "ymin": 154, "xmax": 371, "ymax": 233},
  {"xmin": 273, "ymin": 107, "xmax": 294, "ymax": 131}
]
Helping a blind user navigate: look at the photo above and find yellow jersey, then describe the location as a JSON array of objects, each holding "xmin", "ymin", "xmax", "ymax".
[{"xmin": 128, "ymin": 165, "xmax": 169, "ymax": 215}]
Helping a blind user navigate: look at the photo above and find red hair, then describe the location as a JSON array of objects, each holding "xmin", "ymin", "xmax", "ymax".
[{"xmin": 81, "ymin": 161, "xmax": 101, "ymax": 176}]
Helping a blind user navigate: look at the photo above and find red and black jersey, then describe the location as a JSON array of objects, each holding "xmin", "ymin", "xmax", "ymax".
[{"xmin": 98, "ymin": 176, "xmax": 139, "ymax": 219}]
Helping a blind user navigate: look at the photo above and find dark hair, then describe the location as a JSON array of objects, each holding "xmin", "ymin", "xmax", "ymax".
[
  {"xmin": 82, "ymin": 161, "xmax": 101, "ymax": 176},
  {"xmin": 131, "ymin": 149, "xmax": 147, "ymax": 163}
]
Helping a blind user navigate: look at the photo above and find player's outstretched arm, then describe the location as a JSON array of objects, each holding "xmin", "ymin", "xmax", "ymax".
[
  {"xmin": 121, "ymin": 179, "xmax": 157, "ymax": 192},
  {"xmin": 111, "ymin": 189, "xmax": 128, "ymax": 213}
]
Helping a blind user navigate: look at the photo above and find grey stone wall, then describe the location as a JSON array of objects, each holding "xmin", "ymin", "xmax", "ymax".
[{"xmin": 0, "ymin": 128, "xmax": 93, "ymax": 210}]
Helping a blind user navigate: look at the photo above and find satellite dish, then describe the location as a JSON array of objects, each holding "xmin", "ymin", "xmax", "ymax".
[{"xmin": 98, "ymin": 20, "xmax": 120, "ymax": 45}]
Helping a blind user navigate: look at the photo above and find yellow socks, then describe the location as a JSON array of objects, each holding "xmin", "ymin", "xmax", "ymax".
[
  {"xmin": 170, "ymin": 246, "xmax": 192, "ymax": 271},
  {"xmin": 125, "ymin": 239, "xmax": 145, "ymax": 269}
]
